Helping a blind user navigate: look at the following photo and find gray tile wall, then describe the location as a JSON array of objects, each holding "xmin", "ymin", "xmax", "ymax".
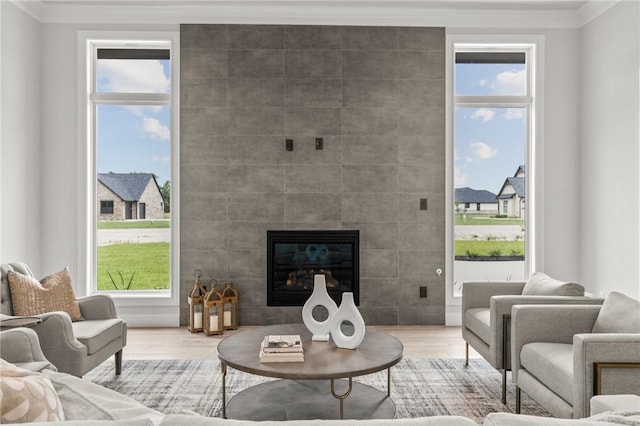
[{"xmin": 180, "ymin": 24, "xmax": 445, "ymax": 326}]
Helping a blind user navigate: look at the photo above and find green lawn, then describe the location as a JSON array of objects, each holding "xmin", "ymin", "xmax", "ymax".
[
  {"xmin": 455, "ymin": 240, "xmax": 524, "ymax": 257},
  {"xmin": 97, "ymin": 242, "xmax": 170, "ymax": 290},
  {"xmin": 455, "ymin": 214, "xmax": 524, "ymax": 226},
  {"xmin": 98, "ymin": 220, "xmax": 170, "ymax": 229}
]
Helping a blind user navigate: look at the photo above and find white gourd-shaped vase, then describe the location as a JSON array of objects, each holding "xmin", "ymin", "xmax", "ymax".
[
  {"xmin": 330, "ymin": 292, "xmax": 365, "ymax": 350},
  {"xmin": 302, "ymin": 275, "xmax": 338, "ymax": 341}
]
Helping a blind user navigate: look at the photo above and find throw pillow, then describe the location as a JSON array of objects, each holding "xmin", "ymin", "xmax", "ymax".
[
  {"xmin": 592, "ymin": 291, "xmax": 640, "ymax": 333},
  {"xmin": 0, "ymin": 359, "xmax": 65, "ymax": 423},
  {"xmin": 521, "ymin": 272, "xmax": 584, "ymax": 296},
  {"xmin": 8, "ymin": 267, "xmax": 82, "ymax": 321}
]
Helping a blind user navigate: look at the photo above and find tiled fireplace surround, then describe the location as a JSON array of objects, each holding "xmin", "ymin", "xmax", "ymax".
[{"xmin": 179, "ymin": 24, "xmax": 445, "ymax": 326}]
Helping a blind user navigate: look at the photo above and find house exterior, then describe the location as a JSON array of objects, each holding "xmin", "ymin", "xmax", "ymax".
[
  {"xmin": 497, "ymin": 166, "xmax": 525, "ymax": 218},
  {"xmin": 97, "ymin": 173, "xmax": 164, "ymax": 220},
  {"xmin": 454, "ymin": 187, "xmax": 498, "ymax": 214}
]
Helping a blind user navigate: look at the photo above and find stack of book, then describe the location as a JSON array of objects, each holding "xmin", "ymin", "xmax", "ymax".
[{"xmin": 259, "ymin": 334, "xmax": 304, "ymax": 363}]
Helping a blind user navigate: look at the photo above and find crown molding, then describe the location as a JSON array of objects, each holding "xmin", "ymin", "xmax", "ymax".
[
  {"xmin": 8, "ymin": 0, "xmax": 621, "ymax": 29},
  {"xmin": 577, "ymin": 0, "xmax": 620, "ymax": 26}
]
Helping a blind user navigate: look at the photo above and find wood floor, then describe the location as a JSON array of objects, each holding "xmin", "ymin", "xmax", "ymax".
[{"xmin": 124, "ymin": 325, "xmax": 482, "ymax": 360}]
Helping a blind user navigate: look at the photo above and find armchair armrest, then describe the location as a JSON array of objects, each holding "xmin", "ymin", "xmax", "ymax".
[
  {"xmin": 77, "ymin": 294, "xmax": 118, "ymax": 320},
  {"xmin": 0, "ymin": 327, "xmax": 50, "ymax": 366},
  {"xmin": 511, "ymin": 304, "xmax": 601, "ymax": 382},
  {"xmin": 489, "ymin": 296, "xmax": 604, "ymax": 367},
  {"xmin": 462, "ymin": 281, "xmax": 525, "ymax": 313},
  {"xmin": 31, "ymin": 311, "xmax": 87, "ymax": 366},
  {"xmin": 573, "ymin": 333, "xmax": 640, "ymax": 419}
]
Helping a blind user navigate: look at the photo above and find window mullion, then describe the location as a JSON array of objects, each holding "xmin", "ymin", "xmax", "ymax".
[
  {"xmin": 92, "ymin": 92, "xmax": 170, "ymax": 105},
  {"xmin": 455, "ymin": 95, "xmax": 531, "ymax": 107}
]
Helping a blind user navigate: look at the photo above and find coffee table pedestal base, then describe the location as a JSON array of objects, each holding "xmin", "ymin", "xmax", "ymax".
[{"xmin": 226, "ymin": 379, "xmax": 396, "ymax": 421}]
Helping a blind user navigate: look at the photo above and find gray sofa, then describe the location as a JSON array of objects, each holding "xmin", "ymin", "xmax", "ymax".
[
  {"xmin": 0, "ymin": 262, "xmax": 127, "ymax": 377},
  {"xmin": 2, "ymin": 328, "xmax": 638, "ymax": 426},
  {"xmin": 511, "ymin": 292, "xmax": 640, "ymax": 419}
]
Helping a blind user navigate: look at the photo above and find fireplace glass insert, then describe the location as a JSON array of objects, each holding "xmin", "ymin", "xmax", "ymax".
[{"xmin": 267, "ymin": 230, "xmax": 359, "ymax": 306}]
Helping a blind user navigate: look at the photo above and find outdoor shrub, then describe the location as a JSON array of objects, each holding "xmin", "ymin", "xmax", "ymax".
[{"xmin": 489, "ymin": 249, "xmax": 502, "ymax": 257}]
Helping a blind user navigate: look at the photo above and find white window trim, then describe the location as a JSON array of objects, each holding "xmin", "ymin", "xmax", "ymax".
[
  {"xmin": 77, "ymin": 31, "xmax": 180, "ymax": 325},
  {"xmin": 444, "ymin": 34, "xmax": 545, "ymax": 325}
]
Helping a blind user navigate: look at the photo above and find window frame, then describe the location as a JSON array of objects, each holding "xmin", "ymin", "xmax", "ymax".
[
  {"xmin": 78, "ymin": 31, "xmax": 180, "ymax": 309},
  {"xmin": 100, "ymin": 200, "xmax": 114, "ymax": 215},
  {"xmin": 445, "ymin": 34, "xmax": 544, "ymax": 322}
]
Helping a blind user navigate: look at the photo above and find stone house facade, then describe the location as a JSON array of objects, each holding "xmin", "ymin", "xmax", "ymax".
[
  {"xmin": 97, "ymin": 173, "xmax": 164, "ymax": 220},
  {"xmin": 497, "ymin": 165, "xmax": 525, "ymax": 218}
]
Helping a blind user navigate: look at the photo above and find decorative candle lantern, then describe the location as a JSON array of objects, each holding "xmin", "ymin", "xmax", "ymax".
[
  {"xmin": 203, "ymin": 280, "xmax": 224, "ymax": 336},
  {"xmin": 188, "ymin": 270, "xmax": 206, "ymax": 333},
  {"xmin": 221, "ymin": 282, "xmax": 239, "ymax": 330}
]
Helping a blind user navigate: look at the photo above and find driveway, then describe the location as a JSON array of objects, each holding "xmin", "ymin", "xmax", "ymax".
[
  {"xmin": 97, "ymin": 228, "xmax": 170, "ymax": 246},
  {"xmin": 455, "ymin": 224, "xmax": 524, "ymax": 241}
]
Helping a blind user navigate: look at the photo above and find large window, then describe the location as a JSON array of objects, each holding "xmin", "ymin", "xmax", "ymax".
[
  {"xmin": 451, "ymin": 44, "xmax": 536, "ymax": 298},
  {"xmin": 87, "ymin": 38, "xmax": 175, "ymax": 295}
]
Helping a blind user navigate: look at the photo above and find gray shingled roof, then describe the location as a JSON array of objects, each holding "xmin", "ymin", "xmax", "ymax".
[
  {"xmin": 455, "ymin": 187, "xmax": 498, "ymax": 204},
  {"xmin": 498, "ymin": 176, "xmax": 525, "ymax": 199},
  {"xmin": 98, "ymin": 173, "xmax": 157, "ymax": 202}
]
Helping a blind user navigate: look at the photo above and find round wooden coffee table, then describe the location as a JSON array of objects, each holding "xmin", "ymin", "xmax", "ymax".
[{"xmin": 217, "ymin": 323, "xmax": 403, "ymax": 421}]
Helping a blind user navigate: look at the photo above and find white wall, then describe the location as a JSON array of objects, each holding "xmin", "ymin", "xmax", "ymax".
[
  {"xmin": 580, "ymin": 1, "xmax": 640, "ymax": 299},
  {"xmin": 0, "ymin": 2, "xmax": 41, "ymax": 273}
]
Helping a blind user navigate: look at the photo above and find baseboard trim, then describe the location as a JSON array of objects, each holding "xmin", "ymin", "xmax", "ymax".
[{"xmin": 445, "ymin": 305, "xmax": 462, "ymax": 326}]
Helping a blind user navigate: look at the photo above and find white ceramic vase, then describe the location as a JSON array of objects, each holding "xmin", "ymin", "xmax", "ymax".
[
  {"xmin": 330, "ymin": 292, "xmax": 365, "ymax": 350},
  {"xmin": 302, "ymin": 275, "xmax": 338, "ymax": 341}
]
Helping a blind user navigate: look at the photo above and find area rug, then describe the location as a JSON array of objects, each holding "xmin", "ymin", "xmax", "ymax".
[{"xmin": 85, "ymin": 358, "xmax": 550, "ymax": 424}]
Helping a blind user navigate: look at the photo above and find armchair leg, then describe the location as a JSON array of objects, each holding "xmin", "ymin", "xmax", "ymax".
[
  {"xmin": 115, "ymin": 350, "xmax": 123, "ymax": 375},
  {"xmin": 465, "ymin": 342, "xmax": 469, "ymax": 366},
  {"xmin": 502, "ymin": 369, "xmax": 507, "ymax": 404},
  {"xmin": 515, "ymin": 386, "xmax": 521, "ymax": 414}
]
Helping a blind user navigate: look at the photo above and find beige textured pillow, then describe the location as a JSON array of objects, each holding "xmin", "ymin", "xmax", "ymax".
[
  {"xmin": 592, "ymin": 292, "xmax": 640, "ymax": 333},
  {"xmin": 521, "ymin": 272, "xmax": 584, "ymax": 296},
  {"xmin": 8, "ymin": 268, "xmax": 82, "ymax": 321},
  {"xmin": 0, "ymin": 359, "xmax": 65, "ymax": 423}
]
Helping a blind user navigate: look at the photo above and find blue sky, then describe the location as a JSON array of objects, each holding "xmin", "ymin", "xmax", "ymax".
[
  {"xmin": 96, "ymin": 59, "xmax": 171, "ymax": 185},
  {"xmin": 454, "ymin": 63, "xmax": 526, "ymax": 194}
]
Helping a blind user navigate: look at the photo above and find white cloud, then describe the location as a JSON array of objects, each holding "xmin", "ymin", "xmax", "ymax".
[
  {"xmin": 478, "ymin": 79, "xmax": 488, "ymax": 87},
  {"xmin": 493, "ymin": 70, "xmax": 526, "ymax": 95},
  {"xmin": 142, "ymin": 118, "xmax": 170, "ymax": 140},
  {"xmin": 98, "ymin": 59, "xmax": 169, "ymax": 93},
  {"xmin": 470, "ymin": 108, "xmax": 495, "ymax": 122},
  {"xmin": 503, "ymin": 108, "xmax": 524, "ymax": 120},
  {"xmin": 470, "ymin": 141, "xmax": 498, "ymax": 160},
  {"xmin": 152, "ymin": 155, "xmax": 170, "ymax": 165},
  {"xmin": 455, "ymin": 165, "xmax": 468, "ymax": 186},
  {"xmin": 126, "ymin": 105, "xmax": 164, "ymax": 117}
]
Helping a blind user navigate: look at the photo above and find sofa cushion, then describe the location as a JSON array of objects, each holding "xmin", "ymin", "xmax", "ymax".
[
  {"xmin": 464, "ymin": 308, "xmax": 491, "ymax": 344},
  {"xmin": 0, "ymin": 359, "xmax": 65, "ymax": 423},
  {"xmin": 592, "ymin": 292, "xmax": 640, "ymax": 333},
  {"xmin": 42, "ymin": 369, "xmax": 163, "ymax": 423},
  {"xmin": 160, "ymin": 414, "xmax": 479, "ymax": 425},
  {"xmin": 521, "ymin": 272, "xmax": 584, "ymax": 296},
  {"xmin": 8, "ymin": 267, "xmax": 82, "ymax": 321},
  {"xmin": 520, "ymin": 342, "xmax": 574, "ymax": 404},
  {"xmin": 72, "ymin": 319, "xmax": 125, "ymax": 355}
]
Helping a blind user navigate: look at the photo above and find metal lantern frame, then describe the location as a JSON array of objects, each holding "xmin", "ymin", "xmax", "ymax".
[
  {"xmin": 203, "ymin": 280, "xmax": 224, "ymax": 336},
  {"xmin": 221, "ymin": 282, "xmax": 239, "ymax": 330},
  {"xmin": 188, "ymin": 270, "xmax": 206, "ymax": 333}
]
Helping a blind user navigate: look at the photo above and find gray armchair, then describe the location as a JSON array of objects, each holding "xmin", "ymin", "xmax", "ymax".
[
  {"xmin": 0, "ymin": 262, "xmax": 127, "ymax": 377},
  {"xmin": 0, "ymin": 327, "xmax": 56, "ymax": 372},
  {"xmin": 462, "ymin": 273, "xmax": 603, "ymax": 403},
  {"xmin": 511, "ymin": 293, "xmax": 640, "ymax": 419}
]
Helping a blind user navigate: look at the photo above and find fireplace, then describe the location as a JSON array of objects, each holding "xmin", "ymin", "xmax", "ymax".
[{"xmin": 267, "ymin": 230, "xmax": 360, "ymax": 306}]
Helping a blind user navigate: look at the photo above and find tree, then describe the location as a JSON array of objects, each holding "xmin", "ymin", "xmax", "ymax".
[{"xmin": 161, "ymin": 180, "xmax": 170, "ymax": 213}]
